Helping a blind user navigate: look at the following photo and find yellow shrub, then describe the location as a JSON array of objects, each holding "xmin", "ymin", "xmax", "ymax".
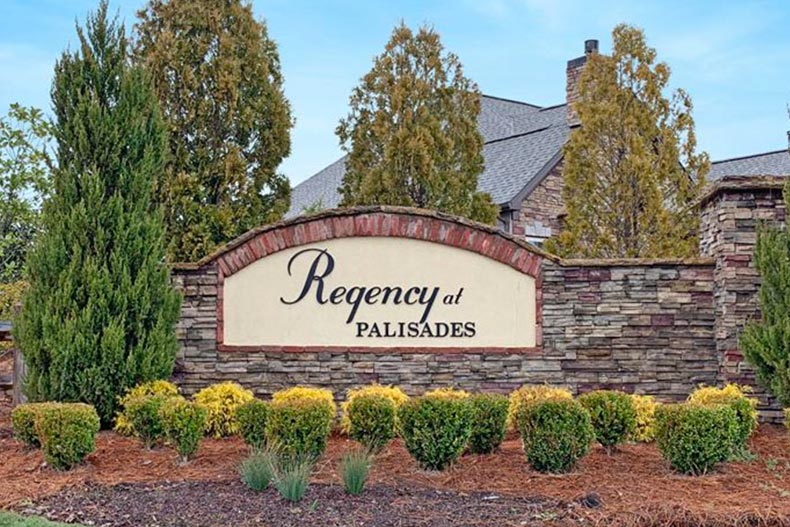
[
  {"xmin": 271, "ymin": 386, "xmax": 337, "ymax": 418},
  {"xmin": 424, "ymin": 387, "xmax": 470, "ymax": 400},
  {"xmin": 193, "ymin": 382, "xmax": 254, "ymax": 438},
  {"xmin": 508, "ymin": 385, "xmax": 573, "ymax": 429},
  {"xmin": 688, "ymin": 383, "xmax": 758, "ymax": 447},
  {"xmin": 340, "ymin": 384, "xmax": 409, "ymax": 434},
  {"xmin": 630, "ymin": 394, "xmax": 660, "ymax": 442},
  {"xmin": 114, "ymin": 380, "xmax": 181, "ymax": 436}
]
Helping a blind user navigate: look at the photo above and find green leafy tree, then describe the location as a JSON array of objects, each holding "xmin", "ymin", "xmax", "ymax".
[
  {"xmin": 337, "ymin": 23, "xmax": 498, "ymax": 225},
  {"xmin": 134, "ymin": 0, "xmax": 293, "ymax": 262},
  {"xmin": 546, "ymin": 24, "xmax": 709, "ymax": 258},
  {"xmin": 15, "ymin": 3, "xmax": 181, "ymax": 426},
  {"xmin": 740, "ymin": 181, "xmax": 790, "ymax": 406},
  {"xmin": 0, "ymin": 104, "xmax": 53, "ymax": 282}
]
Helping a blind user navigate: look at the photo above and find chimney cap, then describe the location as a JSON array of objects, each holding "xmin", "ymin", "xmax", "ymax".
[{"xmin": 585, "ymin": 39, "xmax": 599, "ymax": 54}]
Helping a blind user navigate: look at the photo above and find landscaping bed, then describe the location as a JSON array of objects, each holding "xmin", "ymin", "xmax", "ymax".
[{"xmin": 2, "ymin": 402, "xmax": 789, "ymax": 526}]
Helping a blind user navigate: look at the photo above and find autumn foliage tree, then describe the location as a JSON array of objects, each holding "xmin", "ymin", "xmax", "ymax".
[
  {"xmin": 337, "ymin": 23, "xmax": 498, "ymax": 225},
  {"xmin": 134, "ymin": 0, "xmax": 293, "ymax": 261},
  {"xmin": 546, "ymin": 24, "xmax": 709, "ymax": 258}
]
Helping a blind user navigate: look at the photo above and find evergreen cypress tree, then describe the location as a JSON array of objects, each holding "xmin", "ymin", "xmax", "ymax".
[
  {"xmin": 15, "ymin": 2, "xmax": 181, "ymax": 426},
  {"xmin": 740, "ymin": 181, "xmax": 790, "ymax": 406}
]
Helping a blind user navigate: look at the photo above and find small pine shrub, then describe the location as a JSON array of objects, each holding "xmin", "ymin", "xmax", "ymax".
[
  {"xmin": 124, "ymin": 395, "xmax": 172, "ymax": 448},
  {"xmin": 578, "ymin": 390, "xmax": 637, "ymax": 452},
  {"xmin": 272, "ymin": 386, "xmax": 337, "ymax": 416},
  {"xmin": 340, "ymin": 448, "xmax": 373, "ymax": 495},
  {"xmin": 687, "ymin": 384, "xmax": 758, "ymax": 454},
  {"xmin": 193, "ymin": 381, "xmax": 254, "ymax": 438},
  {"xmin": 266, "ymin": 397, "xmax": 334, "ymax": 458},
  {"xmin": 347, "ymin": 394, "xmax": 397, "ymax": 451},
  {"xmin": 508, "ymin": 385, "xmax": 573, "ymax": 429},
  {"xmin": 515, "ymin": 398, "xmax": 594, "ymax": 473},
  {"xmin": 159, "ymin": 398, "xmax": 207, "ymax": 462},
  {"xmin": 340, "ymin": 384, "xmax": 408, "ymax": 433},
  {"xmin": 467, "ymin": 393, "xmax": 509, "ymax": 455},
  {"xmin": 398, "ymin": 394, "xmax": 473, "ymax": 470},
  {"xmin": 11, "ymin": 402, "xmax": 54, "ymax": 447},
  {"xmin": 630, "ymin": 394, "xmax": 660, "ymax": 442},
  {"xmin": 272, "ymin": 455, "xmax": 313, "ymax": 502},
  {"xmin": 35, "ymin": 403, "xmax": 100, "ymax": 470},
  {"xmin": 655, "ymin": 403, "xmax": 739, "ymax": 475},
  {"xmin": 237, "ymin": 399, "xmax": 270, "ymax": 449},
  {"xmin": 240, "ymin": 450, "xmax": 276, "ymax": 491},
  {"xmin": 114, "ymin": 380, "xmax": 180, "ymax": 436}
]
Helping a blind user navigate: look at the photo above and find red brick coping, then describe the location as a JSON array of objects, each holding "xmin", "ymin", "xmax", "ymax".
[{"xmin": 172, "ymin": 206, "xmax": 553, "ymax": 355}]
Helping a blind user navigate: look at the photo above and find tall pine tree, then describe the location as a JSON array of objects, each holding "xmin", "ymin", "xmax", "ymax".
[
  {"xmin": 546, "ymin": 25, "xmax": 709, "ymax": 258},
  {"xmin": 15, "ymin": 2, "xmax": 181, "ymax": 426},
  {"xmin": 337, "ymin": 23, "xmax": 498, "ymax": 225},
  {"xmin": 134, "ymin": 0, "xmax": 293, "ymax": 262}
]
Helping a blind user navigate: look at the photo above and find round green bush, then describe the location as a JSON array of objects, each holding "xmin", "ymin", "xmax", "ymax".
[
  {"xmin": 347, "ymin": 393, "xmax": 397, "ymax": 451},
  {"xmin": 237, "ymin": 399, "xmax": 270, "ymax": 449},
  {"xmin": 11, "ymin": 402, "xmax": 55, "ymax": 447},
  {"xmin": 35, "ymin": 403, "xmax": 100, "ymax": 470},
  {"xmin": 124, "ymin": 395, "xmax": 172, "ymax": 448},
  {"xmin": 516, "ymin": 398, "xmax": 594, "ymax": 473},
  {"xmin": 397, "ymin": 394, "xmax": 473, "ymax": 470},
  {"xmin": 467, "ymin": 393, "xmax": 509, "ymax": 455},
  {"xmin": 655, "ymin": 403, "xmax": 739, "ymax": 475},
  {"xmin": 159, "ymin": 398, "xmax": 207, "ymax": 462},
  {"xmin": 578, "ymin": 390, "xmax": 637, "ymax": 452},
  {"xmin": 266, "ymin": 397, "xmax": 334, "ymax": 458}
]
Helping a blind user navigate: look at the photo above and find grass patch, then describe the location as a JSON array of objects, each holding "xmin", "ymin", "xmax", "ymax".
[{"xmin": 0, "ymin": 511, "xmax": 84, "ymax": 527}]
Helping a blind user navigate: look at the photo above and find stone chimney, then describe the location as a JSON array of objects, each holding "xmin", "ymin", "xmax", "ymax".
[{"xmin": 566, "ymin": 39, "xmax": 598, "ymax": 126}]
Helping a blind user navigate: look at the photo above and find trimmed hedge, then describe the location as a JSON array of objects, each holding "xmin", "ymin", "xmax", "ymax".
[
  {"xmin": 347, "ymin": 393, "xmax": 397, "ymax": 451},
  {"xmin": 237, "ymin": 399, "xmax": 270, "ymax": 449},
  {"xmin": 341, "ymin": 384, "xmax": 408, "ymax": 434},
  {"xmin": 508, "ymin": 385, "xmax": 573, "ymax": 429},
  {"xmin": 266, "ymin": 397, "xmax": 334, "ymax": 458},
  {"xmin": 194, "ymin": 382, "xmax": 254, "ymax": 438},
  {"xmin": 398, "ymin": 394, "xmax": 473, "ymax": 470},
  {"xmin": 11, "ymin": 402, "xmax": 55, "ymax": 447},
  {"xmin": 515, "ymin": 398, "xmax": 594, "ymax": 473},
  {"xmin": 114, "ymin": 380, "xmax": 180, "ymax": 436},
  {"xmin": 655, "ymin": 403, "xmax": 739, "ymax": 475},
  {"xmin": 467, "ymin": 393, "xmax": 509, "ymax": 455},
  {"xmin": 630, "ymin": 394, "xmax": 660, "ymax": 442},
  {"xmin": 124, "ymin": 395, "xmax": 172, "ymax": 448},
  {"xmin": 159, "ymin": 398, "xmax": 207, "ymax": 461},
  {"xmin": 578, "ymin": 390, "xmax": 637, "ymax": 452},
  {"xmin": 687, "ymin": 384, "xmax": 757, "ymax": 454},
  {"xmin": 35, "ymin": 403, "xmax": 100, "ymax": 470}
]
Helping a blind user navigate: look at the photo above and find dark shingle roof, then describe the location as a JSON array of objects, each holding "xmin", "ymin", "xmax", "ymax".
[
  {"xmin": 709, "ymin": 150, "xmax": 790, "ymax": 180},
  {"xmin": 287, "ymin": 95, "xmax": 569, "ymax": 217}
]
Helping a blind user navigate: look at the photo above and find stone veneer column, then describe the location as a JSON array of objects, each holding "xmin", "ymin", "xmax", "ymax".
[{"xmin": 699, "ymin": 177, "xmax": 786, "ymax": 420}]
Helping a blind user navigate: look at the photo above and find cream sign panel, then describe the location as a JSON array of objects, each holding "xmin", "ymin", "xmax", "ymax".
[{"xmin": 222, "ymin": 237, "xmax": 537, "ymax": 348}]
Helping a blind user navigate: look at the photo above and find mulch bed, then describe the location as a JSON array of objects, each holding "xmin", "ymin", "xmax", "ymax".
[{"xmin": 1, "ymin": 402, "xmax": 789, "ymax": 526}]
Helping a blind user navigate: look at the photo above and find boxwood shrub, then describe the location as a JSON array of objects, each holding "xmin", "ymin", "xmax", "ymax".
[
  {"xmin": 159, "ymin": 398, "xmax": 207, "ymax": 462},
  {"xmin": 515, "ymin": 398, "xmax": 594, "ymax": 473},
  {"xmin": 193, "ymin": 382, "xmax": 254, "ymax": 438},
  {"xmin": 341, "ymin": 384, "xmax": 408, "ymax": 434},
  {"xmin": 266, "ymin": 397, "xmax": 334, "ymax": 458},
  {"xmin": 346, "ymin": 393, "xmax": 397, "ymax": 451},
  {"xmin": 687, "ymin": 384, "xmax": 757, "ymax": 456},
  {"xmin": 507, "ymin": 384, "xmax": 573, "ymax": 429},
  {"xmin": 578, "ymin": 390, "xmax": 637, "ymax": 452},
  {"xmin": 114, "ymin": 380, "xmax": 180, "ymax": 436},
  {"xmin": 11, "ymin": 402, "xmax": 55, "ymax": 447},
  {"xmin": 467, "ymin": 393, "xmax": 509, "ymax": 455},
  {"xmin": 655, "ymin": 403, "xmax": 739, "ymax": 475},
  {"xmin": 124, "ymin": 395, "xmax": 172, "ymax": 448},
  {"xmin": 237, "ymin": 399, "xmax": 270, "ymax": 449},
  {"xmin": 398, "ymin": 394, "xmax": 473, "ymax": 470},
  {"xmin": 35, "ymin": 403, "xmax": 100, "ymax": 470}
]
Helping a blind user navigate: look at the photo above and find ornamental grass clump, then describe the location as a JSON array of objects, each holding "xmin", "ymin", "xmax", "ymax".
[
  {"xmin": 114, "ymin": 380, "xmax": 180, "ymax": 436},
  {"xmin": 508, "ymin": 384, "xmax": 573, "ymax": 429},
  {"xmin": 630, "ymin": 394, "xmax": 660, "ymax": 442},
  {"xmin": 239, "ymin": 449, "xmax": 276, "ymax": 491},
  {"xmin": 11, "ymin": 402, "xmax": 55, "ymax": 447},
  {"xmin": 515, "ymin": 398, "xmax": 594, "ymax": 474},
  {"xmin": 398, "ymin": 393, "xmax": 473, "ymax": 470},
  {"xmin": 687, "ymin": 384, "xmax": 758, "ymax": 458},
  {"xmin": 340, "ymin": 448, "xmax": 373, "ymax": 495},
  {"xmin": 340, "ymin": 384, "xmax": 408, "ymax": 434},
  {"xmin": 159, "ymin": 398, "xmax": 207, "ymax": 462},
  {"xmin": 655, "ymin": 403, "xmax": 739, "ymax": 475},
  {"xmin": 266, "ymin": 390, "xmax": 335, "ymax": 458},
  {"xmin": 272, "ymin": 454, "xmax": 314, "ymax": 502},
  {"xmin": 193, "ymin": 382, "xmax": 254, "ymax": 438},
  {"xmin": 35, "ymin": 403, "xmax": 100, "ymax": 470},
  {"xmin": 578, "ymin": 390, "xmax": 637, "ymax": 453},
  {"xmin": 467, "ymin": 393, "xmax": 509, "ymax": 455},
  {"xmin": 347, "ymin": 394, "xmax": 397, "ymax": 451},
  {"xmin": 124, "ymin": 395, "xmax": 173, "ymax": 448},
  {"xmin": 236, "ymin": 399, "xmax": 270, "ymax": 449}
]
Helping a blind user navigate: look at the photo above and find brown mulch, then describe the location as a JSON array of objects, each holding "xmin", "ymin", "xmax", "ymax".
[{"xmin": 1, "ymin": 401, "xmax": 789, "ymax": 526}]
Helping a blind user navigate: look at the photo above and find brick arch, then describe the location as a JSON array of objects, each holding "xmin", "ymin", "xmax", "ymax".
[{"xmin": 185, "ymin": 206, "xmax": 551, "ymax": 353}]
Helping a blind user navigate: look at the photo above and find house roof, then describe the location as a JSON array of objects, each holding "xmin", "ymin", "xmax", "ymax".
[
  {"xmin": 708, "ymin": 150, "xmax": 790, "ymax": 180},
  {"xmin": 286, "ymin": 95, "xmax": 570, "ymax": 217}
]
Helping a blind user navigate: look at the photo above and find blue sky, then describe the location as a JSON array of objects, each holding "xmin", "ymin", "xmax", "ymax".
[{"xmin": 2, "ymin": 0, "xmax": 789, "ymax": 186}]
